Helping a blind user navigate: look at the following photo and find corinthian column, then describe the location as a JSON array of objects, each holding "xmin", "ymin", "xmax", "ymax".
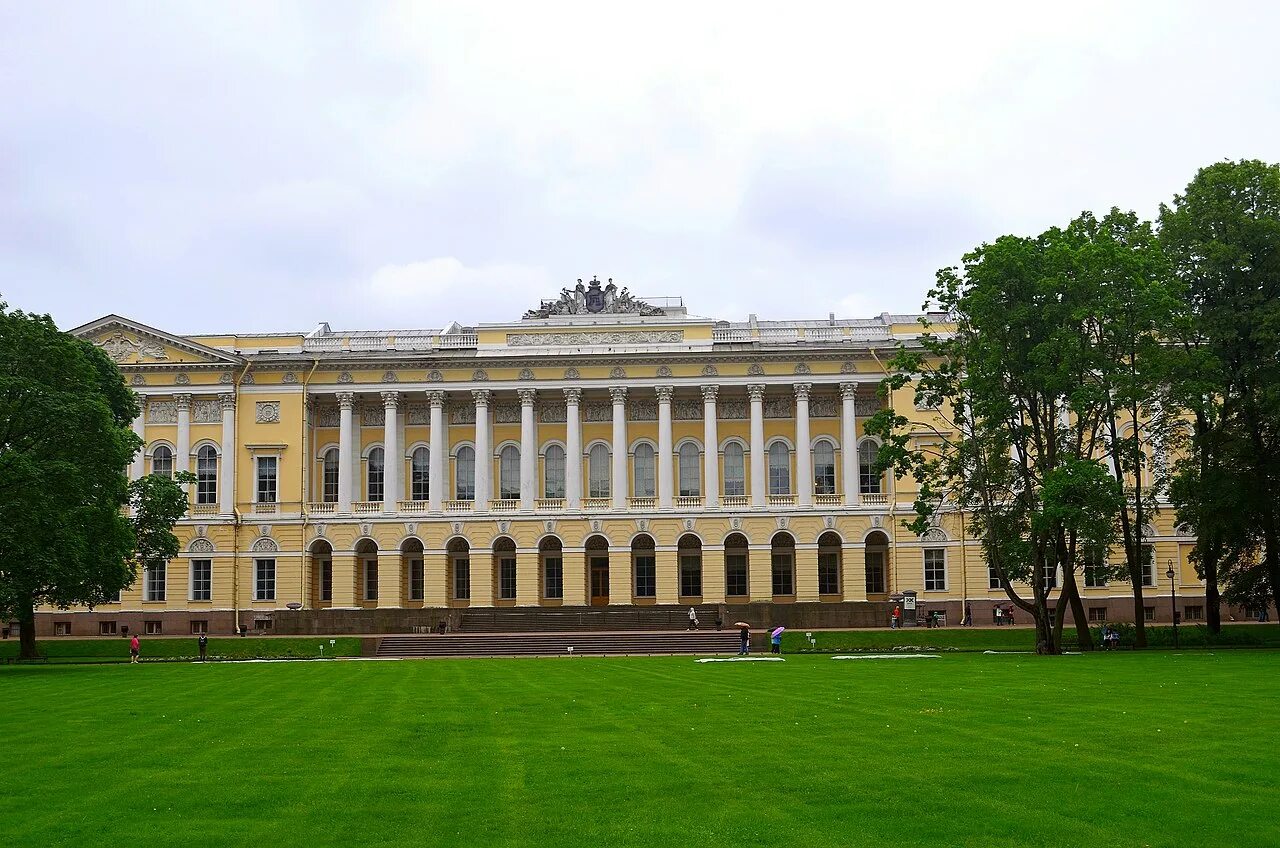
[
  {"xmin": 219, "ymin": 393, "xmax": 236, "ymax": 515},
  {"xmin": 131, "ymin": 395, "xmax": 147, "ymax": 480},
  {"xmin": 427, "ymin": 391, "xmax": 445, "ymax": 512},
  {"xmin": 656, "ymin": 386, "xmax": 674, "ymax": 510},
  {"xmin": 564, "ymin": 388, "xmax": 582, "ymax": 509},
  {"xmin": 518, "ymin": 388, "xmax": 537, "ymax": 511},
  {"xmin": 795, "ymin": 383, "xmax": 812, "ymax": 507},
  {"xmin": 175, "ymin": 393, "xmax": 192, "ymax": 486},
  {"xmin": 840, "ymin": 382, "xmax": 859, "ymax": 506},
  {"xmin": 473, "ymin": 390, "xmax": 491, "ymax": 511},
  {"xmin": 610, "ymin": 386, "xmax": 627, "ymax": 510},
  {"xmin": 382, "ymin": 391, "xmax": 400, "ymax": 513},
  {"xmin": 337, "ymin": 393, "xmax": 355, "ymax": 513},
  {"xmin": 748, "ymin": 384, "xmax": 766, "ymax": 507},
  {"xmin": 702, "ymin": 385, "xmax": 719, "ymax": 508}
]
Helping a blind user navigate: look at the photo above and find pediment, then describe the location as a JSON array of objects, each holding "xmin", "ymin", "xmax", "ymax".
[{"xmin": 68, "ymin": 315, "xmax": 243, "ymax": 367}]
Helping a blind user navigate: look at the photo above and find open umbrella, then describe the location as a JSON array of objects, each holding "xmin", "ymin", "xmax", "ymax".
[
  {"xmin": 733, "ymin": 621, "xmax": 751, "ymax": 629},
  {"xmin": 771, "ymin": 626, "xmax": 786, "ymax": 638}
]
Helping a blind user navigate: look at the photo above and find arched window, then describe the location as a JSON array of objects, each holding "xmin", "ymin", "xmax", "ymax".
[
  {"xmin": 367, "ymin": 448, "xmax": 385, "ymax": 502},
  {"xmin": 322, "ymin": 448, "xmax": 340, "ymax": 502},
  {"xmin": 544, "ymin": 445, "xmax": 566, "ymax": 499},
  {"xmin": 410, "ymin": 447, "xmax": 429, "ymax": 501},
  {"xmin": 859, "ymin": 440, "xmax": 882, "ymax": 494},
  {"xmin": 723, "ymin": 442, "xmax": 745, "ymax": 497},
  {"xmin": 634, "ymin": 443, "xmax": 656, "ymax": 498},
  {"xmin": 768, "ymin": 442, "xmax": 790, "ymax": 495},
  {"xmin": 813, "ymin": 440, "xmax": 836, "ymax": 495},
  {"xmin": 195, "ymin": 445, "xmax": 218, "ymax": 504},
  {"xmin": 588, "ymin": 444, "xmax": 610, "ymax": 498},
  {"xmin": 678, "ymin": 442, "xmax": 700, "ymax": 497},
  {"xmin": 152, "ymin": 445, "xmax": 173, "ymax": 479},
  {"xmin": 455, "ymin": 446, "xmax": 475, "ymax": 501},
  {"xmin": 499, "ymin": 445, "xmax": 520, "ymax": 499}
]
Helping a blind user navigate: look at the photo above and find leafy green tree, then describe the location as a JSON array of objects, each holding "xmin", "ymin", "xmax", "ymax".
[{"xmin": 0, "ymin": 300, "xmax": 191, "ymax": 659}]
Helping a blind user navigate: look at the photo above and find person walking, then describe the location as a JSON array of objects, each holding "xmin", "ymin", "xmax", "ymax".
[
  {"xmin": 736, "ymin": 622, "xmax": 750, "ymax": 656},
  {"xmin": 129, "ymin": 633, "xmax": 140, "ymax": 664},
  {"xmin": 891, "ymin": 606, "xmax": 902, "ymax": 629},
  {"xmin": 770, "ymin": 628, "xmax": 783, "ymax": 654},
  {"xmin": 198, "ymin": 632, "xmax": 208, "ymax": 662},
  {"xmin": 687, "ymin": 606, "xmax": 699, "ymax": 631},
  {"xmin": 964, "ymin": 602, "xmax": 973, "ymax": 627}
]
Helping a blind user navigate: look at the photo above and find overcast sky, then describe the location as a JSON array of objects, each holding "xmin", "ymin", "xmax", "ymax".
[{"xmin": 2, "ymin": 2, "xmax": 1277, "ymax": 334}]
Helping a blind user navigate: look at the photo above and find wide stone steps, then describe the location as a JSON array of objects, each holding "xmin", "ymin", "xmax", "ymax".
[
  {"xmin": 376, "ymin": 630, "xmax": 741, "ymax": 658},
  {"xmin": 457, "ymin": 606, "xmax": 727, "ymax": 633}
]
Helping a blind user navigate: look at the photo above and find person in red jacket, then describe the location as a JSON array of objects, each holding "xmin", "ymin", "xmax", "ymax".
[
  {"xmin": 129, "ymin": 634, "xmax": 140, "ymax": 664},
  {"xmin": 891, "ymin": 606, "xmax": 902, "ymax": 629}
]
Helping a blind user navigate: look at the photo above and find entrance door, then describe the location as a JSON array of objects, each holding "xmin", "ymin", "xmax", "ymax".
[{"xmin": 590, "ymin": 556, "xmax": 609, "ymax": 606}]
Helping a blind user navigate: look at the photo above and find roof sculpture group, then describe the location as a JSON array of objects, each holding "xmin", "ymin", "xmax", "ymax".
[{"xmin": 524, "ymin": 276, "xmax": 667, "ymax": 319}]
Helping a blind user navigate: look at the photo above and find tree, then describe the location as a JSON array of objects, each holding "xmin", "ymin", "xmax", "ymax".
[
  {"xmin": 0, "ymin": 300, "xmax": 191, "ymax": 659},
  {"xmin": 1161, "ymin": 160, "xmax": 1280, "ymax": 620}
]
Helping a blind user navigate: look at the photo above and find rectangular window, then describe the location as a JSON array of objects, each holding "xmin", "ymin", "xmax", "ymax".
[
  {"xmin": 723, "ymin": 447, "xmax": 745, "ymax": 497},
  {"xmin": 453, "ymin": 557, "xmax": 470, "ymax": 601},
  {"xmin": 499, "ymin": 557, "xmax": 517, "ymax": 600},
  {"xmin": 190, "ymin": 620, "xmax": 208, "ymax": 635},
  {"xmin": 680, "ymin": 555, "xmax": 702, "ymax": 597},
  {"xmin": 818, "ymin": 552, "xmax": 840, "ymax": 595},
  {"xmin": 99, "ymin": 621, "xmax": 118, "ymax": 636},
  {"xmin": 196, "ymin": 450, "xmax": 218, "ymax": 505},
  {"xmin": 1084, "ymin": 565, "xmax": 1109, "ymax": 588},
  {"xmin": 190, "ymin": 559, "xmax": 212, "ymax": 602},
  {"xmin": 1088, "ymin": 607, "xmax": 1108, "ymax": 622},
  {"xmin": 544, "ymin": 449, "xmax": 566, "ymax": 499},
  {"xmin": 411, "ymin": 460, "xmax": 429, "ymax": 501},
  {"xmin": 814, "ymin": 451, "xmax": 836, "ymax": 496},
  {"xmin": 634, "ymin": 448, "xmax": 656, "ymax": 498},
  {"xmin": 364, "ymin": 560, "xmax": 379, "ymax": 601},
  {"xmin": 107, "ymin": 589, "xmax": 121, "ymax": 604},
  {"xmin": 678, "ymin": 451, "xmax": 700, "ymax": 497},
  {"xmin": 1184, "ymin": 605, "xmax": 1204, "ymax": 621},
  {"xmin": 1140, "ymin": 545, "xmax": 1155, "ymax": 587},
  {"xmin": 924, "ymin": 549, "xmax": 946, "ymax": 591},
  {"xmin": 409, "ymin": 559, "xmax": 424, "ymax": 601},
  {"xmin": 865, "ymin": 551, "xmax": 886, "ymax": 594},
  {"xmin": 771, "ymin": 553, "xmax": 794, "ymax": 596},
  {"xmin": 256, "ymin": 457, "xmax": 278, "ymax": 504},
  {"xmin": 320, "ymin": 561, "xmax": 333, "ymax": 602},
  {"xmin": 988, "ymin": 565, "xmax": 1002, "ymax": 590},
  {"xmin": 255, "ymin": 558, "xmax": 276, "ymax": 601},
  {"xmin": 1042, "ymin": 563, "xmax": 1058, "ymax": 590},
  {"xmin": 144, "ymin": 620, "xmax": 163, "ymax": 635},
  {"xmin": 543, "ymin": 556, "xmax": 563, "ymax": 599},
  {"xmin": 726, "ymin": 554, "xmax": 748, "ymax": 597},
  {"xmin": 54, "ymin": 622, "xmax": 71, "ymax": 636},
  {"xmin": 499, "ymin": 449, "xmax": 520, "ymax": 499},
  {"xmin": 1143, "ymin": 605, "xmax": 1155, "ymax": 622},
  {"xmin": 634, "ymin": 555, "xmax": 656, "ymax": 598},
  {"xmin": 145, "ymin": 563, "xmax": 166, "ymax": 602},
  {"xmin": 368, "ymin": 454, "xmax": 385, "ymax": 503},
  {"xmin": 768, "ymin": 452, "xmax": 791, "ymax": 496}
]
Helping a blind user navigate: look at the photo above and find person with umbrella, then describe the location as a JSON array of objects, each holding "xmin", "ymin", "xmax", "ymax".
[
  {"xmin": 770, "ymin": 626, "xmax": 785, "ymax": 654},
  {"xmin": 734, "ymin": 621, "xmax": 751, "ymax": 656}
]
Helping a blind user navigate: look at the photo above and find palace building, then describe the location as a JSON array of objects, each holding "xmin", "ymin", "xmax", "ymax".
[{"xmin": 44, "ymin": 278, "xmax": 1210, "ymax": 636}]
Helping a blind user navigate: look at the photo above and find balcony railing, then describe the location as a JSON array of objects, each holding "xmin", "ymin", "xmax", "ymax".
[
  {"xmin": 815, "ymin": 494, "xmax": 843, "ymax": 506},
  {"xmin": 308, "ymin": 502, "xmax": 338, "ymax": 515},
  {"xmin": 489, "ymin": 499, "xmax": 519, "ymax": 513},
  {"xmin": 536, "ymin": 498, "xmax": 565, "ymax": 512},
  {"xmin": 583, "ymin": 497, "xmax": 611, "ymax": 511},
  {"xmin": 712, "ymin": 327, "xmax": 751, "ymax": 342},
  {"xmin": 722, "ymin": 495, "xmax": 750, "ymax": 508},
  {"xmin": 352, "ymin": 502, "xmax": 382, "ymax": 515},
  {"xmin": 444, "ymin": 500, "xmax": 474, "ymax": 513},
  {"xmin": 768, "ymin": 494, "xmax": 797, "ymax": 507},
  {"xmin": 803, "ymin": 327, "xmax": 842, "ymax": 342},
  {"xmin": 675, "ymin": 495, "xmax": 703, "ymax": 510},
  {"xmin": 628, "ymin": 496, "xmax": 657, "ymax": 510},
  {"xmin": 861, "ymin": 492, "xmax": 888, "ymax": 506},
  {"xmin": 398, "ymin": 500, "xmax": 429, "ymax": 514}
]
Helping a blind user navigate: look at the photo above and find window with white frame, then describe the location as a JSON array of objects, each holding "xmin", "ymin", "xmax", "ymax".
[
  {"xmin": 152, "ymin": 445, "xmax": 173, "ymax": 479},
  {"xmin": 499, "ymin": 556, "xmax": 517, "ymax": 600},
  {"xmin": 499, "ymin": 445, "xmax": 520, "ymax": 499},
  {"xmin": 544, "ymin": 445, "xmax": 566, "ymax": 498},
  {"xmin": 634, "ymin": 553, "xmax": 656, "ymax": 597},
  {"xmin": 633, "ymin": 443, "xmax": 656, "ymax": 498},
  {"xmin": 865, "ymin": 550, "xmax": 886, "ymax": 594},
  {"xmin": 678, "ymin": 442, "xmax": 700, "ymax": 497},
  {"xmin": 725, "ymin": 553, "xmax": 748, "ymax": 597},
  {"xmin": 1085, "ymin": 564, "xmax": 1109, "ymax": 588},
  {"xmin": 543, "ymin": 556, "xmax": 563, "ymax": 599},
  {"xmin": 453, "ymin": 556, "xmax": 470, "ymax": 600},
  {"xmin": 723, "ymin": 442, "xmax": 745, "ymax": 497},
  {"xmin": 818, "ymin": 551, "xmax": 840, "ymax": 595},
  {"xmin": 1042, "ymin": 563, "xmax": 1058, "ymax": 590},
  {"xmin": 256, "ymin": 456, "xmax": 277, "ymax": 504},
  {"xmin": 989, "ymin": 565, "xmax": 1002, "ymax": 590},
  {"xmin": 1140, "ymin": 545, "xmax": 1155, "ymax": 587},
  {"xmin": 367, "ymin": 448, "xmax": 385, "ymax": 502},
  {"xmin": 196, "ymin": 445, "xmax": 218, "ymax": 504},
  {"xmin": 455, "ymin": 446, "xmax": 475, "ymax": 501},
  {"xmin": 768, "ymin": 442, "xmax": 790, "ymax": 495},
  {"xmin": 771, "ymin": 551, "xmax": 794, "ymax": 595},
  {"xmin": 924, "ymin": 549, "xmax": 946, "ymax": 591},
  {"xmin": 588, "ymin": 444, "xmax": 610, "ymax": 498},
  {"xmin": 254, "ymin": 558, "xmax": 276, "ymax": 601},
  {"xmin": 859, "ymin": 441, "xmax": 882, "ymax": 494},
  {"xmin": 408, "ymin": 559, "xmax": 424, "ymax": 601},
  {"xmin": 680, "ymin": 553, "xmax": 702, "ymax": 597},
  {"xmin": 814, "ymin": 440, "xmax": 836, "ymax": 495},
  {"xmin": 322, "ymin": 448, "xmax": 340, "ymax": 502},
  {"xmin": 411, "ymin": 447, "xmax": 429, "ymax": 501},
  {"xmin": 190, "ymin": 559, "xmax": 211, "ymax": 602},
  {"xmin": 364, "ymin": 560, "xmax": 379, "ymax": 601},
  {"xmin": 144, "ymin": 562, "xmax": 166, "ymax": 602}
]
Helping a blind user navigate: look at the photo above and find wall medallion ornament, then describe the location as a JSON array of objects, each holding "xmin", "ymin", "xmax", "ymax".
[
  {"xmin": 794, "ymin": 363, "xmax": 812, "ymax": 375},
  {"xmin": 427, "ymin": 369, "xmax": 443, "ymax": 382},
  {"xmin": 656, "ymin": 365, "xmax": 673, "ymax": 378},
  {"xmin": 314, "ymin": 524, "xmax": 326, "ymax": 538},
  {"xmin": 544, "ymin": 520, "xmax": 555, "ymax": 532},
  {"xmin": 519, "ymin": 368, "xmax": 535, "ymax": 381},
  {"xmin": 683, "ymin": 519, "xmax": 695, "ymax": 531},
  {"xmin": 610, "ymin": 366, "xmax": 627, "ymax": 379},
  {"xmin": 194, "ymin": 525, "xmax": 208, "ymax": 538},
  {"xmin": 777, "ymin": 517, "xmax": 789, "ymax": 529},
  {"xmin": 701, "ymin": 364, "xmax": 718, "ymax": 377},
  {"xmin": 360, "ymin": 522, "xmax": 371, "ymax": 537},
  {"xmin": 219, "ymin": 371, "xmax": 234, "ymax": 384},
  {"xmin": 175, "ymin": 372, "xmax": 190, "ymax": 385},
  {"xmin": 497, "ymin": 521, "xmax": 511, "ymax": 533},
  {"xmin": 255, "ymin": 401, "xmax": 281, "ymax": 424},
  {"xmin": 591, "ymin": 520, "xmax": 602, "ymax": 532},
  {"xmin": 240, "ymin": 372, "xmax": 255, "ymax": 384},
  {"xmin": 283, "ymin": 371, "xmax": 298, "ymax": 384},
  {"xmin": 748, "ymin": 363, "xmax": 765, "ymax": 376},
  {"xmin": 523, "ymin": 276, "xmax": 667, "ymax": 318},
  {"xmin": 824, "ymin": 516, "xmax": 835, "ymax": 529},
  {"xmin": 730, "ymin": 517, "xmax": 742, "ymax": 530},
  {"xmin": 404, "ymin": 523, "xmax": 417, "ymax": 536},
  {"xmin": 251, "ymin": 537, "xmax": 278, "ymax": 553},
  {"xmin": 259, "ymin": 524, "xmax": 271, "ymax": 537},
  {"xmin": 472, "ymin": 369, "xmax": 489, "ymax": 381},
  {"xmin": 131, "ymin": 374, "xmax": 146, "ymax": 386},
  {"xmin": 337, "ymin": 371, "xmax": 354, "ymax": 384},
  {"xmin": 840, "ymin": 361, "xmax": 857, "ymax": 374},
  {"xmin": 452, "ymin": 522, "xmax": 463, "ymax": 534},
  {"xmin": 381, "ymin": 370, "xmax": 399, "ymax": 383},
  {"xmin": 188, "ymin": 538, "xmax": 215, "ymax": 553},
  {"xmin": 564, "ymin": 367, "xmax": 580, "ymax": 379},
  {"xmin": 871, "ymin": 515, "xmax": 883, "ymax": 527},
  {"xmin": 636, "ymin": 519, "xmax": 649, "ymax": 531}
]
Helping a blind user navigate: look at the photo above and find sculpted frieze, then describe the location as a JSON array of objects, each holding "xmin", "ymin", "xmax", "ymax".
[
  {"xmin": 406, "ymin": 403, "xmax": 430, "ymax": 425},
  {"xmin": 192, "ymin": 399, "xmax": 220, "ymax": 424},
  {"xmin": 147, "ymin": 400, "xmax": 178, "ymax": 424},
  {"xmin": 494, "ymin": 403, "xmax": 521, "ymax": 424},
  {"xmin": 508, "ymin": 330, "xmax": 683, "ymax": 346},
  {"xmin": 540, "ymin": 403, "xmax": 567, "ymax": 423},
  {"xmin": 584, "ymin": 402, "xmax": 612, "ymax": 422}
]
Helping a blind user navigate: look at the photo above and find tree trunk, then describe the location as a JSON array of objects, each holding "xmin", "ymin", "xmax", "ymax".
[
  {"xmin": 1202, "ymin": 538, "xmax": 1222, "ymax": 634},
  {"xmin": 18, "ymin": 595, "xmax": 38, "ymax": 661},
  {"xmin": 1061, "ymin": 564, "xmax": 1094, "ymax": 650}
]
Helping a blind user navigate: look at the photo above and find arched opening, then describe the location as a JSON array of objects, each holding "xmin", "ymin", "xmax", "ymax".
[
  {"xmin": 768, "ymin": 442, "xmax": 791, "ymax": 495},
  {"xmin": 455, "ymin": 446, "xmax": 476, "ymax": 501},
  {"xmin": 678, "ymin": 534, "xmax": 702, "ymax": 599},
  {"xmin": 678, "ymin": 442, "xmax": 701, "ymax": 497},
  {"xmin": 151, "ymin": 444, "xmax": 174, "ymax": 479},
  {"xmin": 544, "ymin": 444, "xmax": 566, "ymax": 498},
  {"xmin": 322, "ymin": 447, "xmax": 340, "ymax": 502},
  {"xmin": 586, "ymin": 534, "xmax": 609, "ymax": 606},
  {"xmin": 588, "ymin": 444, "xmax": 610, "ymax": 498},
  {"xmin": 813, "ymin": 440, "xmax": 836, "ymax": 496},
  {"xmin": 447, "ymin": 537, "xmax": 471, "ymax": 602},
  {"xmin": 723, "ymin": 442, "xmax": 745, "ymax": 498},
  {"xmin": 539, "ymin": 536, "xmax": 564, "ymax": 602},
  {"xmin": 355, "ymin": 538, "xmax": 379, "ymax": 604},
  {"xmin": 865, "ymin": 530, "xmax": 889, "ymax": 595},
  {"xmin": 633, "ymin": 443, "xmax": 656, "ymax": 498},
  {"xmin": 724, "ymin": 532, "xmax": 749, "ymax": 601},
  {"xmin": 410, "ymin": 447, "xmax": 429, "ymax": 501},
  {"xmin": 498, "ymin": 445, "xmax": 520, "ymax": 500},
  {"xmin": 631, "ymin": 534, "xmax": 656, "ymax": 601},
  {"xmin": 402, "ymin": 537, "xmax": 425, "ymax": 603},
  {"xmin": 367, "ymin": 447, "xmax": 385, "ymax": 503},
  {"xmin": 770, "ymin": 532, "xmax": 796, "ymax": 597},
  {"xmin": 310, "ymin": 539, "xmax": 333, "ymax": 607},
  {"xmin": 859, "ymin": 441, "xmax": 883, "ymax": 495},
  {"xmin": 818, "ymin": 531, "xmax": 842, "ymax": 598},
  {"xmin": 493, "ymin": 536, "xmax": 517, "ymax": 602},
  {"xmin": 196, "ymin": 444, "xmax": 218, "ymax": 505}
]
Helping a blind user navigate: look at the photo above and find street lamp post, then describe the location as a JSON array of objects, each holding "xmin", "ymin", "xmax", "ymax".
[{"xmin": 1166, "ymin": 560, "xmax": 1179, "ymax": 649}]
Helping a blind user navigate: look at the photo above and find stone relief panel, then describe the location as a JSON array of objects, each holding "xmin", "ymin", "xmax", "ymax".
[
  {"xmin": 192, "ymin": 399, "xmax": 220, "ymax": 424},
  {"xmin": 219, "ymin": 371, "xmax": 234, "ymax": 384},
  {"xmin": 539, "ymin": 403, "xmax": 566, "ymax": 423},
  {"xmin": 519, "ymin": 368, "xmax": 535, "ymax": 380},
  {"xmin": 451, "ymin": 405, "xmax": 476, "ymax": 425},
  {"xmin": 240, "ymin": 372, "xmax": 255, "ymax": 385},
  {"xmin": 810, "ymin": 396, "xmax": 838, "ymax": 418},
  {"xmin": 131, "ymin": 374, "xmax": 146, "ymax": 386},
  {"xmin": 564, "ymin": 367, "xmax": 580, "ymax": 379},
  {"xmin": 147, "ymin": 400, "xmax": 178, "ymax": 424},
  {"xmin": 763, "ymin": 397, "xmax": 792, "ymax": 418},
  {"xmin": 747, "ymin": 363, "xmax": 765, "ymax": 376},
  {"xmin": 338, "ymin": 371, "xmax": 354, "ymax": 384},
  {"xmin": 494, "ymin": 403, "xmax": 520, "ymax": 424},
  {"xmin": 255, "ymin": 401, "xmax": 281, "ymax": 424},
  {"xmin": 656, "ymin": 365, "xmax": 673, "ymax": 377},
  {"xmin": 584, "ymin": 402, "xmax": 612, "ymax": 422},
  {"xmin": 508, "ymin": 330, "xmax": 684, "ymax": 346},
  {"xmin": 673, "ymin": 400, "xmax": 702, "ymax": 420},
  {"xmin": 97, "ymin": 332, "xmax": 169, "ymax": 362},
  {"xmin": 175, "ymin": 372, "xmax": 191, "ymax": 385},
  {"xmin": 427, "ymin": 370, "xmax": 443, "ymax": 382},
  {"xmin": 361, "ymin": 405, "xmax": 385, "ymax": 427},
  {"xmin": 629, "ymin": 400, "xmax": 657, "ymax": 421},
  {"xmin": 406, "ymin": 403, "xmax": 430, "ymax": 425},
  {"xmin": 283, "ymin": 371, "xmax": 299, "ymax": 384},
  {"xmin": 314, "ymin": 405, "xmax": 340, "ymax": 428},
  {"xmin": 719, "ymin": 400, "xmax": 748, "ymax": 420},
  {"xmin": 855, "ymin": 397, "xmax": 882, "ymax": 416}
]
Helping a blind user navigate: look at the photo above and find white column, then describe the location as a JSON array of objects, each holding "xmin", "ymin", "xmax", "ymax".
[
  {"xmin": 748, "ymin": 384, "xmax": 766, "ymax": 507},
  {"xmin": 473, "ymin": 390, "xmax": 491, "ymax": 511},
  {"xmin": 219, "ymin": 392, "xmax": 236, "ymax": 514},
  {"xmin": 841, "ymin": 382, "xmax": 859, "ymax": 506},
  {"xmin": 427, "ymin": 391, "xmax": 445, "ymax": 512},
  {"xmin": 131, "ymin": 396, "xmax": 147, "ymax": 480},
  {"xmin": 702, "ymin": 385, "xmax": 719, "ymax": 508},
  {"xmin": 175, "ymin": 393, "xmax": 192, "ymax": 482},
  {"xmin": 382, "ymin": 391, "xmax": 399, "ymax": 514},
  {"xmin": 518, "ymin": 388, "xmax": 537, "ymax": 511},
  {"xmin": 610, "ymin": 386, "xmax": 628, "ymax": 510},
  {"xmin": 349, "ymin": 397, "xmax": 362, "ymax": 504},
  {"xmin": 795, "ymin": 383, "xmax": 812, "ymax": 507},
  {"xmin": 337, "ymin": 392, "xmax": 354, "ymax": 513},
  {"xmin": 564, "ymin": 388, "xmax": 582, "ymax": 509},
  {"xmin": 656, "ymin": 386, "xmax": 674, "ymax": 510}
]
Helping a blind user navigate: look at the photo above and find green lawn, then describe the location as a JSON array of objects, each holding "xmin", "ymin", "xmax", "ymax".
[
  {"xmin": 2, "ymin": 652, "xmax": 1278, "ymax": 848},
  {"xmin": 0, "ymin": 636, "xmax": 363, "ymax": 662}
]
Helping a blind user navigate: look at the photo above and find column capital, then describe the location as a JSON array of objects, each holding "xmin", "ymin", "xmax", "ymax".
[
  {"xmin": 472, "ymin": 389, "xmax": 491, "ymax": 406},
  {"xmin": 701, "ymin": 384, "xmax": 719, "ymax": 403},
  {"xmin": 381, "ymin": 390, "xmax": 400, "ymax": 408},
  {"xmin": 794, "ymin": 382, "xmax": 812, "ymax": 401},
  {"xmin": 655, "ymin": 385, "xmax": 675, "ymax": 403},
  {"xmin": 609, "ymin": 386, "xmax": 628, "ymax": 404},
  {"xmin": 840, "ymin": 381, "xmax": 858, "ymax": 400},
  {"xmin": 563, "ymin": 387, "xmax": 583, "ymax": 404},
  {"xmin": 747, "ymin": 384, "xmax": 766, "ymax": 402},
  {"xmin": 218, "ymin": 392, "xmax": 236, "ymax": 410},
  {"xmin": 517, "ymin": 388, "xmax": 538, "ymax": 406},
  {"xmin": 174, "ymin": 393, "xmax": 192, "ymax": 410},
  {"xmin": 336, "ymin": 392, "xmax": 356, "ymax": 409},
  {"xmin": 427, "ymin": 390, "xmax": 446, "ymax": 407}
]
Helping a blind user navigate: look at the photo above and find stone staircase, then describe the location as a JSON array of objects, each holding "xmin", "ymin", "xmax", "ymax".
[{"xmin": 376, "ymin": 629, "xmax": 741, "ymax": 658}]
